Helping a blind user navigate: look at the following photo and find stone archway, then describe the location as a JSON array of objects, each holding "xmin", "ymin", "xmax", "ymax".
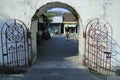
[{"xmin": 30, "ymin": 2, "xmax": 84, "ymax": 65}]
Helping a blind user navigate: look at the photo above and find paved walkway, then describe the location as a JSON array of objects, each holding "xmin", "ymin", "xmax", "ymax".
[{"xmin": 22, "ymin": 35, "xmax": 95, "ymax": 80}]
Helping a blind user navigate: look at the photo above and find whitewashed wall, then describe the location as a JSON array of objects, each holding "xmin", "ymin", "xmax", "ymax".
[
  {"xmin": 0, "ymin": 0, "xmax": 120, "ymax": 66},
  {"xmin": 51, "ymin": 16, "xmax": 63, "ymax": 23}
]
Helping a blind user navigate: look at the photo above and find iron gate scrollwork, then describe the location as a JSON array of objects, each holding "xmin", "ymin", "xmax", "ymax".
[
  {"xmin": 85, "ymin": 18, "xmax": 113, "ymax": 75},
  {"xmin": 1, "ymin": 19, "xmax": 32, "ymax": 73}
]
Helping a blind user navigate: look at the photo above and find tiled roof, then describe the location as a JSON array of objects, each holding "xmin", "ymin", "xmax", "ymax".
[{"xmin": 63, "ymin": 12, "xmax": 77, "ymax": 22}]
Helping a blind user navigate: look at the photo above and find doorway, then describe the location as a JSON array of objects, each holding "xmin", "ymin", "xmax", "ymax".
[{"xmin": 30, "ymin": 2, "xmax": 83, "ymax": 65}]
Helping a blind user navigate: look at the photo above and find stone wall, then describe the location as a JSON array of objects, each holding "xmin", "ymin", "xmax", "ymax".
[{"xmin": 0, "ymin": 0, "xmax": 120, "ymax": 66}]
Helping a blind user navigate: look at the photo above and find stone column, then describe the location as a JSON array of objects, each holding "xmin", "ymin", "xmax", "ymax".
[{"xmin": 30, "ymin": 20, "xmax": 38, "ymax": 64}]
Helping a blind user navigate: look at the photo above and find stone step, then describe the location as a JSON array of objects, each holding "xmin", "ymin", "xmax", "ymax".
[
  {"xmin": 22, "ymin": 68, "xmax": 95, "ymax": 80},
  {"xmin": 0, "ymin": 74, "xmax": 23, "ymax": 80},
  {"xmin": 31, "ymin": 60, "xmax": 85, "ymax": 69},
  {"xmin": 107, "ymin": 76, "xmax": 120, "ymax": 80}
]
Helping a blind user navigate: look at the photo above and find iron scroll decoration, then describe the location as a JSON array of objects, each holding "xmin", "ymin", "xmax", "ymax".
[
  {"xmin": 1, "ymin": 19, "xmax": 32, "ymax": 70},
  {"xmin": 1, "ymin": 19, "xmax": 27, "ymax": 42},
  {"xmin": 85, "ymin": 18, "xmax": 113, "ymax": 60},
  {"xmin": 85, "ymin": 18, "xmax": 113, "ymax": 48}
]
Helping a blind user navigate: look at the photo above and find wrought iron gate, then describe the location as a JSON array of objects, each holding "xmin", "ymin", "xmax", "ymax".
[
  {"xmin": 84, "ymin": 18, "xmax": 113, "ymax": 75},
  {"xmin": 0, "ymin": 19, "xmax": 32, "ymax": 73}
]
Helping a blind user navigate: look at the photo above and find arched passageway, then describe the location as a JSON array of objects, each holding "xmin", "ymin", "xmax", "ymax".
[{"xmin": 30, "ymin": 2, "xmax": 84, "ymax": 64}]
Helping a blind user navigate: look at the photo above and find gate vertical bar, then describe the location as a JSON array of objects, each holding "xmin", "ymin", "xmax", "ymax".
[{"xmin": 85, "ymin": 18, "xmax": 113, "ymax": 75}]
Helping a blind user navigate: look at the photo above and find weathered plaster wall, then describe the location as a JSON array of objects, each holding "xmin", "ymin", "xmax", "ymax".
[{"xmin": 0, "ymin": 0, "xmax": 120, "ymax": 66}]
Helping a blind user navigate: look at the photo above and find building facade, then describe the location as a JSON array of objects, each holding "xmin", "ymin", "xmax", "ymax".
[
  {"xmin": 63, "ymin": 12, "xmax": 78, "ymax": 34},
  {"xmin": 47, "ymin": 11, "xmax": 63, "ymax": 34}
]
